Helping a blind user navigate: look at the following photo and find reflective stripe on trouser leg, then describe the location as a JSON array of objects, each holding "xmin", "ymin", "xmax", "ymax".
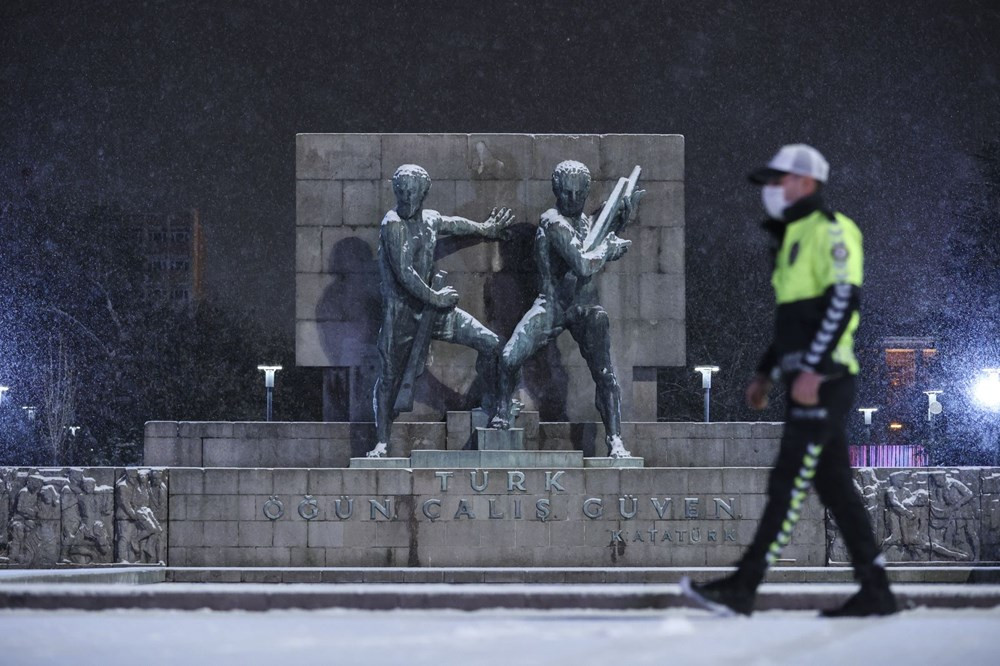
[{"xmin": 765, "ymin": 442, "xmax": 823, "ymax": 565}]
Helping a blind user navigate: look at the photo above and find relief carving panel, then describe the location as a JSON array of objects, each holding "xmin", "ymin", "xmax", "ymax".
[
  {"xmin": 1, "ymin": 467, "xmax": 163, "ymax": 567},
  {"xmin": 4, "ymin": 468, "xmax": 114, "ymax": 566},
  {"xmin": 827, "ymin": 468, "xmax": 990, "ymax": 564},
  {"xmin": 115, "ymin": 468, "xmax": 168, "ymax": 564}
]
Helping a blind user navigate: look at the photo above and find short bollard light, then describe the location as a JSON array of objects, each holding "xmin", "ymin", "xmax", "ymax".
[
  {"xmin": 257, "ymin": 365, "xmax": 282, "ymax": 422},
  {"xmin": 694, "ymin": 365, "xmax": 720, "ymax": 423}
]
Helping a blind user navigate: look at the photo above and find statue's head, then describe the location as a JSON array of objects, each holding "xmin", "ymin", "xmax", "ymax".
[
  {"xmin": 27, "ymin": 475, "xmax": 43, "ymax": 491},
  {"xmin": 551, "ymin": 160, "xmax": 591, "ymax": 217},
  {"xmin": 83, "ymin": 477, "xmax": 96, "ymax": 493},
  {"xmin": 392, "ymin": 164, "xmax": 432, "ymax": 219}
]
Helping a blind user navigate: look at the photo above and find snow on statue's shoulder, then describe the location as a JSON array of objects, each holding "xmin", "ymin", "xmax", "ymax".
[{"xmin": 539, "ymin": 208, "xmax": 570, "ymax": 231}]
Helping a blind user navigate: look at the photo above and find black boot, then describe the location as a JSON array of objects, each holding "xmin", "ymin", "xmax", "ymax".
[
  {"xmin": 680, "ymin": 574, "xmax": 756, "ymax": 616},
  {"xmin": 821, "ymin": 564, "xmax": 898, "ymax": 617}
]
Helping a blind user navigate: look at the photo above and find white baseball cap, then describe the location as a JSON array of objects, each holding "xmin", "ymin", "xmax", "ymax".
[{"xmin": 749, "ymin": 144, "xmax": 829, "ymax": 184}]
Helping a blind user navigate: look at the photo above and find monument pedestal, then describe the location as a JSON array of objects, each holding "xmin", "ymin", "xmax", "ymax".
[
  {"xmin": 350, "ymin": 449, "xmax": 645, "ymax": 468},
  {"xmin": 476, "ymin": 427, "xmax": 524, "ymax": 451}
]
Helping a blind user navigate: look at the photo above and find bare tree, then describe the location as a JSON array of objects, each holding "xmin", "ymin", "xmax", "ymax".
[{"xmin": 42, "ymin": 333, "xmax": 76, "ymax": 464}]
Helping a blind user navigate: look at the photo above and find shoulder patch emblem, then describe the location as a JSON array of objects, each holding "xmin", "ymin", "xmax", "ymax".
[
  {"xmin": 788, "ymin": 241, "xmax": 800, "ymax": 266},
  {"xmin": 832, "ymin": 242, "xmax": 849, "ymax": 262}
]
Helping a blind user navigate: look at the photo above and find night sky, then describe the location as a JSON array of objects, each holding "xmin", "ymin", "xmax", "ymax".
[{"xmin": 3, "ymin": 0, "xmax": 999, "ymax": 342}]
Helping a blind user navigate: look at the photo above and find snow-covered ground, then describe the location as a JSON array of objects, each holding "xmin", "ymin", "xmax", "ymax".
[{"xmin": 1, "ymin": 607, "xmax": 997, "ymax": 665}]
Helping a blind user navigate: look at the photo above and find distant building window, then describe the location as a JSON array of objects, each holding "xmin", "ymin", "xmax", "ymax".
[
  {"xmin": 885, "ymin": 349, "xmax": 916, "ymax": 388},
  {"xmin": 148, "ymin": 257, "xmax": 170, "ymax": 271}
]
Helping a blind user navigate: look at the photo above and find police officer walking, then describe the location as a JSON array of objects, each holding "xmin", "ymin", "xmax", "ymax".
[{"xmin": 682, "ymin": 144, "xmax": 897, "ymax": 617}]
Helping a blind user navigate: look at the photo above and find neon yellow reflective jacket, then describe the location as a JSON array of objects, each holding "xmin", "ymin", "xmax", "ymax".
[{"xmin": 758, "ymin": 198, "xmax": 863, "ymax": 377}]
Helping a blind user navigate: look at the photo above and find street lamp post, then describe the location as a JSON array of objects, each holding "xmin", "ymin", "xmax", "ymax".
[
  {"xmin": 923, "ymin": 390, "xmax": 944, "ymax": 421},
  {"xmin": 858, "ymin": 407, "xmax": 878, "ymax": 444},
  {"xmin": 694, "ymin": 366, "xmax": 720, "ymax": 423},
  {"xmin": 257, "ymin": 365, "xmax": 282, "ymax": 422},
  {"xmin": 922, "ymin": 391, "xmax": 944, "ymax": 464}
]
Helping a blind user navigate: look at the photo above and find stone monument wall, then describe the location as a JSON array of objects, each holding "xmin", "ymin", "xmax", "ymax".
[
  {"xmin": 295, "ymin": 133, "xmax": 685, "ymax": 423},
  {"xmin": 4, "ymin": 465, "xmax": 998, "ymax": 569},
  {"xmin": 144, "ymin": 420, "xmax": 784, "ymax": 469},
  {"xmin": 162, "ymin": 466, "xmax": 817, "ymax": 568}
]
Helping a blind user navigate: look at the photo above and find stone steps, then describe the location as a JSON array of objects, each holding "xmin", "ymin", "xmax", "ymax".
[
  {"xmin": 3, "ymin": 565, "xmax": 998, "ymax": 585},
  {"xmin": 1, "ymin": 580, "xmax": 999, "ymax": 612},
  {"xmin": 0, "ymin": 567, "xmax": 166, "ymax": 585}
]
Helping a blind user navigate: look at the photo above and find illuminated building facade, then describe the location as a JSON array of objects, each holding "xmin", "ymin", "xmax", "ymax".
[{"xmin": 131, "ymin": 209, "xmax": 204, "ymax": 308}]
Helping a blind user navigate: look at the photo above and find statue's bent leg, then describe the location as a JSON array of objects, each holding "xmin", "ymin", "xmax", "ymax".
[
  {"xmin": 494, "ymin": 299, "xmax": 561, "ymax": 428},
  {"xmin": 570, "ymin": 308, "xmax": 627, "ymax": 456},
  {"xmin": 435, "ymin": 308, "xmax": 502, "ymax": 417}
]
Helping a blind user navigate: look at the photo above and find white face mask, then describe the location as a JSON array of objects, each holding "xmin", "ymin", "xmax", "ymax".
[{"xmin": 761, "ymin": 185, "xmax": 787, "ymax": 219}]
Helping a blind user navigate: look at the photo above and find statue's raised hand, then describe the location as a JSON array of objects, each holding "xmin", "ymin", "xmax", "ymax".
[
  {"xmin": 605, "ymin": 233, "xmax": 631, "ymax": 261},
  {"xmin": 432, "ymin": 285, "xmax": 461, "ymax": 309},
  {"xmin": 620, "ymin": 189, "xmax": 645, "ymax": 225},
  {"xmin": 485, "ymin": 207, "xmax": 516, "ymax": 239}
]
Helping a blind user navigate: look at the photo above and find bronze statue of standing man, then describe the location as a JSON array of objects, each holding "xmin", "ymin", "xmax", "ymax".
[
  {"xmin": 492, "ymin": 160, "xmax": 642, "ymax": 458},
  {"xmin": 369, "ymin": 164, "xmax": 514, "ymax": 458}
]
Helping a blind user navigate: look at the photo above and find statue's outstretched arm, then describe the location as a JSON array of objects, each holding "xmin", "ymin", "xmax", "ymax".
[
  {"xmin": 439, "ymin": 207, "xmax": 515, "ymax": 239},
  {"xmin": 547, "ymin": 219, "xmax": 620, "ymax": 277}
]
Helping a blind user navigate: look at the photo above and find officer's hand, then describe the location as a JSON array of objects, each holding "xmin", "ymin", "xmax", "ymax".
[
  {"xmin": 791, "ymin": 370, "xmax": 823, "ymax": 406},
  {"xmin": 745, "ymin": 374, "xmax": 773, "ymax": 410},
  {"xmin": 433, "ymin": 286, "xmax": 460, "ymax": 309}
]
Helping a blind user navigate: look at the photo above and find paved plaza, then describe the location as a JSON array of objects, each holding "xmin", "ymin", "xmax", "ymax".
[{"xmin": 2, "ymin": 606, "xmax": 997, "ymax": 665}]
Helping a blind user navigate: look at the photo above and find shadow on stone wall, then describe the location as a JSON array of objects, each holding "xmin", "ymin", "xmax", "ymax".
[{"xmin": 318, "ymin": 237, "xmax": 381, "ymax": 420}]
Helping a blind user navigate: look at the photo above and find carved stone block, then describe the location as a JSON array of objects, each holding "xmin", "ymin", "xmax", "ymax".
[
  {"xmin": 296, "ymin": 179, "xmax": 342, "ymax": 227},
  {"xmin": 927, "ymin": 469, "xmax": 980, "ymax": 561},
  {"xmin": 468, "ymin": 134, "xmax": 532, "ymax": 181},
  {"xmin": 296, "ymin": 133, "xmax": 381, "ymax": 180},
  {"xmin": 381, "ymin": 134, "xmax": 469, "ymax": 180},
  {"xmin": 0, "ymin": 469, "xmax": 11, "ymax": 563},
  {"xmin": 114, "ymin": 468, "xmax": 169, "ymax": 565},
  {"xmin": 828, "ymin": 467, "xmax": 990, "ymax": 564},
  {"xmin": 342, "ymin": 180, "xmax": 380, "ymax": 228},
  {"xmin": 600, "ymin": 134, "xmax": 684, "ymax": 182},
  {"xmin": 879, "ymin": 469, "xmax": 930, "ymax": 562},
  {"xmin": 476, "ymin": 428, "xmax": 525, "ymax": 451},
  {"xmin": 296, "ymin": 226, "xmax": 323, "ymax": 273},
  {"xmin": 5, "ymin": 468, "xmax": 114, "ymax": 567},
  {"xmin": 531, "ymin": 134, "xmax": 602, "ymax": 180}
]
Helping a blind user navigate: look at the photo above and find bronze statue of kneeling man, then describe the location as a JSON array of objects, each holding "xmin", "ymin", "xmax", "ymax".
[
  {"xmin": 368, "ymin": 164, "xmax": 514, "ymax": 458},
  {"xmin": 492, "ymin": 160, "xmax": 642, "ymax": 459}
]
